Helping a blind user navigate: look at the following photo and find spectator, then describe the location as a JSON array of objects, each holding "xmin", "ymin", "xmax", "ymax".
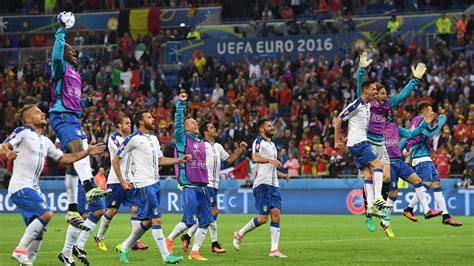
[
  {"xmin": 436, "ymin": 12, "xmax": 453, "ymax": 45},
  {"xmin": 186, "ymin": 26, "xmax": 201, "ymax": 40},
  {"xmin": 342, "ymin": 14, "xmax": 355, "ymax": 33},
  {"xmin": 18, "ymin": 35, "xmax": 30, "ymax": 48},
  {"xmin": 73, "ymin": 31, "xmax": 85, "ymax": 50},
  {"xmin": 94, "ymin": 167, "xmax": 107, "ymax": 189},
  {"xmin": 211, "ymin": 83, "xmax": 224, "ymax": 103},
  {"xmin": 435, "ymin": 148, "xmax": 450, "ymax": 179},
  {"xmin": 450, "ymin": 145, "xmax": 466, "ymax": 176},
  {"xmin": 456, "ymin": 14, "xmax": 468, "ymax": 46},
  {"xmin": 193, "ymin": 52, "xmax": 207, "ymax": 76},
  {"xmin": 32, "ymin": 34, "xmax": 46, "ymax": 47},
  {"xmin": 283, "ymin": 152, "xmax": 300, "ymax": 177},
  {"xmin": 465, "ymin": 145, "xmax": 474, "ymax": 170},
  {"xmin": 261, "ymin": 6, "xmax": 273, "ymax": 21},
  {"xmin": 387, "ymin": 15, "xmax": 400, "ymax": 34}
]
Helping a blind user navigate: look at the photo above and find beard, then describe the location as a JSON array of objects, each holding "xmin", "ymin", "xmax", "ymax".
[
  {"xmin": 144, "ymin": 122, "xmax": 155, "ymax": 130},
  {"xmin": 264, "ymin": 130, "xmax": 274, "ymax": 139}
]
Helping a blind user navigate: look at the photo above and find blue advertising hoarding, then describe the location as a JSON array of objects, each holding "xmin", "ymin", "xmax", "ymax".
[
  {"xmin": 1, "ymin": 185, "xmax": 473, "ymax": 216},
  {"xmin": 166, "ymin": 33, "xmax": 367, "ymax": 64}
]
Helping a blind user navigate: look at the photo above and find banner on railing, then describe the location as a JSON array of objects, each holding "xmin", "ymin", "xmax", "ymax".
[
  {"xmin": 1, "ymin": 187, "xmax": 472, "ymax": 216},
  {"xmin": 166, "ymin": 33, "xmax": 368, "ymax": 64}
]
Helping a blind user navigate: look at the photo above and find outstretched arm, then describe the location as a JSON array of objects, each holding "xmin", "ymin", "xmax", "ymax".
[
  {"xmin": 52, "ymin": 27, "xmax": 67, "ymax": 81},
  {"xmin": 356, "ymin": 51, "xmax": 372, "ymax": 97},
  {"xmin": 356, "ymin": 67, "xmax": 365, "ymax": 98},
  {"xmin": 226, "ymin": 141, "xmax": 248, "ymax": 164},
  {"xmin": 174, "ymin": 93, "xmax": 188, "ymax": 152},
  {"xmin": 159, "ymin": 155, "xmax": 192, "ymax": 166},
  {"xmin": 58, "ymin": 143, "xmax": 105, "ymax": 164},
  {"xmin": 388, "ymin": 63, "xmax": 426, "ymax": 108},
  {"xmin": 388, "ymin": 78, "xmax": 418, "ymax": 108}
]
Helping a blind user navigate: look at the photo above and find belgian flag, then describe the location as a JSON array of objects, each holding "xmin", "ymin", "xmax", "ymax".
[{"xmin": 118, "ymin": 8, "xmax": 161, "ymax": 40}]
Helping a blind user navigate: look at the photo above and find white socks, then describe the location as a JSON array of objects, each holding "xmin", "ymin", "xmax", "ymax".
[
  {"xmin": 373, "ymin": 168, "xmax": 383, "ymax": 198},
  {"xmin": 382, "ymin": 197, "xmax": 395, "ymax": 226},
  {"xmin": 238, "ymin": 217, "xmax": 261, "ymax": 236},
  {"xmin": 185, "ymin": 221, "xmax": 218, "ymax": 243},
  {"xmin": 73, "ymin": 156, "xmax": 94, "ymax": 183},
  {"xmin": 152, "ymin": 225, "xmax": 169, "ymax": 261},
  {"xmin": 191, "ymin": 227, "xmax": 207, "ymax": 252},
  {"xmin": 364, "ymin": 180, "xmax": 374, "ymax": 208},
  {"xmin": 167, "ymin": 222, "xmax": 188, "ymax": 240},
  {"xmin": 96, "ymin": 213, "xmax": 112, "ymax": 239},
  {"xmin": 73, "ymin": 139, "xmax": 93, "ymax": 183},
  {"xmin": 65, "ymin": 174, "xmax": 79, "ymax": 204},
  {"xmin": 122, "ymin": 222, "xmax": 149, "ymax": 249},
  {"xmin": 415, "ymin": 185, "xmax": 430, "ymax": 214},
  {"xmin": 27, "ymin": 236, "xmax": 43, "ymax": 262},
  {"xmin": 131, "ymin": 217, "xmax": 141, "ymax": 230},
  {"xmin": 209, "ymin": 221, "xmax": 218, "ymax": 242},
  {"xmin": 62, "ymin": 224, "xmax": 81, "ymax": 257},
  {"xmin": 187, "ymin": 223, "xmax": 198, "ymax": 237},
  {"xmin": 434, "ymin": 189, "xmax": 449, "ymax": 214},
  {"xmin": 76, "ymin": 215, "xmax": 100, "ymax": 249},
  {"xmin": 17, "ymin": 218, "xmax": 47, "ymax": 250},
  {"xmin": 270, "ymin": 222, "xmax": 280, "ymax": 251}
]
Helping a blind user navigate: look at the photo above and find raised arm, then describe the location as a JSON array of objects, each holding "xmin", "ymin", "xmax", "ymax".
[
  {"xmin": 52, "ymin": 28, "xmax": 67, "ymax": 80},
  {"xmin": 388, "ymin": 63, "xmax": 426, "ymax": 108},
  {"xmin": 356, "ymin": 67, "xmax": 365, "ymax": 98},
  {"xmin": 356, "ymin": 51, "xmax": 373, "ymax": 97},
  {"xmin": 174, "ymin": 93, "xmax": 188, "ymax": 152},
  {"xmin": 225, "ymin": 141, "xmax": 248, "ymax": 164}
]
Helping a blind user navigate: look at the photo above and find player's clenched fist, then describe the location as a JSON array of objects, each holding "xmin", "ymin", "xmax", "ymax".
[{"xmin": 179, "ymin": 92, "xmax": 188, "ymax": 101}]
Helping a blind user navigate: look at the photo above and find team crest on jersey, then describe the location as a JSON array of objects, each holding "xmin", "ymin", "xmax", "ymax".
[{"xmin": 346, "ymin": 189, "xmax": 365, "ymax": 215}]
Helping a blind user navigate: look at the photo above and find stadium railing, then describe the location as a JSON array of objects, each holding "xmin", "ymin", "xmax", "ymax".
[{"xmin": 0, "ymin": 44, "xmax": 118, "ymax": 66}]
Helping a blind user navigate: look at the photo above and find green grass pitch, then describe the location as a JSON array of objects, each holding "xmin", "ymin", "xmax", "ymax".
[{"xmin": 0, "ymin": 214, "xmax": 473, "ymax": 265}]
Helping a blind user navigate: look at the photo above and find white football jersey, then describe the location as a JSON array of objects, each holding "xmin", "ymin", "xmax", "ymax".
[
  {"xmin": 6, "ymin": 126, "xmax": 63, "ymax": 194},
  {"xmin": 116, "ymin": 130, "xmax": 163, "ymax": 188},
  {"xmin": 107, "ymin": 131, "xmax": 132, "ymax": 184},
  {"xmin": 205, "ymin": 141, "xmax": 229, "ymax": 189},
  {"xmin": 252, "ymin": 136, "xmax": 278, "ymax": 188},
  {"xmin": 339, "ymin": 97, "xmax": 370, "ymax": 147}
]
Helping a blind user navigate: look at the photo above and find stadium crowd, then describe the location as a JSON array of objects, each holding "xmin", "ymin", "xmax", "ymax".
[{"xmin": 0, "ymin": 4, "xmax": 473, "ymax": 180}]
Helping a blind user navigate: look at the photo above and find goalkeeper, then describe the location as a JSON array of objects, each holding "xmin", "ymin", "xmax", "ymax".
[{"xmin": 49, "ymin": 11, "xmax": 111, "ymax": 230}]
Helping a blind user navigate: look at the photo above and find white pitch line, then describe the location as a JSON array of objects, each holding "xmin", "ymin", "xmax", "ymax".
[{"xmin": 0, "ymin": 235, "xmax": 471, "ymax": 256}]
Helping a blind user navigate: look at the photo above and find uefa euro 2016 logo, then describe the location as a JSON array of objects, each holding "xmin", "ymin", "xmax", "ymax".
[{"xmin": 346, "ymin": 189, "xmax": 365, "ymax": 215}]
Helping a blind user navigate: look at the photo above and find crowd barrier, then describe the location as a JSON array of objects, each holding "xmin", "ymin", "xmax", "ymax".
[{"xmin": 1, "ymin": 179, "xmax": 472, "ymax": 216}]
